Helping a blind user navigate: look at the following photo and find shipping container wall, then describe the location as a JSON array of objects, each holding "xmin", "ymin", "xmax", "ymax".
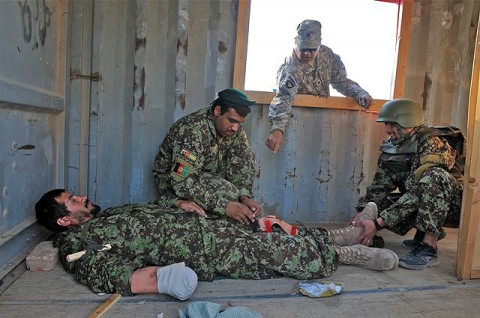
[
  {"xmin": 0, "ymin": 0, "xmax": 68, "ymax": 278},
  {"xmin": 0, "ymin": 0, "xmax": 478, "ymax": 279}
]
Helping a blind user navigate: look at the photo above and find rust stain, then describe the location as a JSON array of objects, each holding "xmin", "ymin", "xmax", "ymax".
[
  {"xmin": 177, "ymin": 37, "xmax": 188, "ymax": 55},
  {"xmin": 421, "ymin": 72, "xmax": 432, "ymax": 111},
  {"xmin": 140, "ymin": 68, "xmax": 145, "ymax": 109},
  {"xmin": 218, "ymin": 41, "xmax": 227, "ymax": 53},
  {"xmin": 178, "ymin": 93, "xmax": 186, "ymax": 109},
  {"xmin": 133, "ymin": 36, "xmax": 146, "ymax": 110},
  {"xmin": 315, "ymin": 175, "xmax": 332, "ymax": 184},
  {"xmin": 135, "ymin": 37, "xmax": 146, "ymax": 50},
  {"xmin": 18, "ymin": 145, "xmax": 35, "ymax": 150},
  {"xmin": 70, "ymin": 69, "xmax": 101, "ymax": 81},
  {"xmin": 133, "ymin": 65, "xmax": 146, "ymax": 110}
]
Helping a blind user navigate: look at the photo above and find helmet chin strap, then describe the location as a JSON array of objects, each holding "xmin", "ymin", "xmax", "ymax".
[{"xmin": 397, "ymin": 125, "xmax": 418, "ymax": 139}]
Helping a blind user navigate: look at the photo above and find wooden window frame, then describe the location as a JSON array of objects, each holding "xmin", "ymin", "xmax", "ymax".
[{"xmin": 232, "ymin": 0, "xmax": 413, "ymax": 111}]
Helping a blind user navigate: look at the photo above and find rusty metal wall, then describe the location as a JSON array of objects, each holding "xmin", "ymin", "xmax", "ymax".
[
  {"xmin": 244, "ymin": 106, "xmax": 385, "ymax": 223},
  {"xmin": 63, "ymin": 0, "xmax": 385, "ymax": 224},
  {"xmin": 1, "ymin": 0, "xmax": 479, "ymax": 279},
  {"xmin": 0, "ymin": 0, "xmax": 67, "ymax": 278},
  {"xmin": 66, "ymin": 0, "xmax": 479, "ymax": 221},
  {"xmin": 66, "ymin": 0, "xmax": 240, "ymax": 209}
]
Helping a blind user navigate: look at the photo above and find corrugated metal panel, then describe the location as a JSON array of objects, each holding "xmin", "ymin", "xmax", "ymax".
[
  {"xmin": 66, "ymin": 0, "xmax": 478, "ymax": 222},
  {"xmin": 244, "ymin": 106, "xmax": 385, "ymax": 223},
  {"xmin": 1, "ymin": 0, "xmax": 479, "ymax": 280},
  {"xmin": 0, "ymin": 0, "xmax": 67, "ymax": 278},
  {"xmin": 68, "ymin": 0, "xmax": 239, "ymax": 208}
]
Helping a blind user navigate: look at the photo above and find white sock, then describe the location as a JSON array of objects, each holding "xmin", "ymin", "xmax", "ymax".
[{"xmin": 156, "ymin": 262, "xmax": 198, "ymax": 301}]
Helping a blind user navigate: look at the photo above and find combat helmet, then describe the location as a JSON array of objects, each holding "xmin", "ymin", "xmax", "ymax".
[{"xmin": 376, "ymin": 98, "xmax": 424, "ymax": 128}]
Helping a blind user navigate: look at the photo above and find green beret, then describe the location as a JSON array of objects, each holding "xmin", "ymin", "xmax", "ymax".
[{"xmin": 218, "ymin": 88, "xmax": 256, "ymax": 107}]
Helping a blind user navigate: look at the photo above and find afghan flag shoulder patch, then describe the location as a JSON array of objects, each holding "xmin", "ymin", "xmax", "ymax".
[{"xmin": 170, "ymin": 158, "xmax": 191, "ymax": 181}]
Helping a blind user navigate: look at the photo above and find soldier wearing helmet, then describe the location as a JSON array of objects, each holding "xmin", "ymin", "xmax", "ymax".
[
  {"xmin": 351, "ymin": 98, "xmax": 463, "ymax": 270},
  {"xmin": 265, "ymin": 19, "xmax": 374, "ymax": 153}
]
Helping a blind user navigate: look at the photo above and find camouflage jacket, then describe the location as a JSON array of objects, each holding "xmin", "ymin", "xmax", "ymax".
[
  {"xmin": 153, "ymin": 107, "xmax": 255, "ymax": 216},
  {"xmin": 357, "ymin": 126, "xmax": 458, "ymax": 213},
  {"xmin": 268, "ymin": 45, "xmax": 369, "ymax": 132},
  {"xmin": 53, "ymin": 204, "xmax": 337, "ymax": 295},
  {"xmin": 53, "ymin": 203, "xmax": 241, "ymax": 294}
]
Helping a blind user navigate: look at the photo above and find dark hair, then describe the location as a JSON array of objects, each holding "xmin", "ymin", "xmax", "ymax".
[
  {"xmin": 210, "ymin": 97, "xmax": 251, "ymax": 118},
  {"xmin": 35, "ymin": 189, "xmax": 69, "ymax": 233}
]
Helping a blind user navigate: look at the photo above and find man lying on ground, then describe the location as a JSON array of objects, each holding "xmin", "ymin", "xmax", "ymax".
[{"xmin": 35, "ymin": 189, "xmax": 398, "ymax": 300}]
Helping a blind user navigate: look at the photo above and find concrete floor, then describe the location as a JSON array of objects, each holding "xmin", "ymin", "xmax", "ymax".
[{"xmin": 0, "ymin": 227, "xmax": 479, "ymax": 318}]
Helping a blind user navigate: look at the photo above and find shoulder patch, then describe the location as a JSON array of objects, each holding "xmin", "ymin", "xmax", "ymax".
[
  {"xmin": 171, "ymin": 158, "xmax": 191, "ymax": 181},
  {"xmin": 180, "ymin": 149, "xmax": 197, "ymax": 162},
  {"xmin": 285, "ymin": 76, "xmax": 296, "ymax": 89}
]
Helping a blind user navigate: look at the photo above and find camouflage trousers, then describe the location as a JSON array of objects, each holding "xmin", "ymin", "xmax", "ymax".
[
  {"xmin": 58, "ymin": 209, "xmax": 338, "ymax": 295},
  {"xmin": 381, "ymin": 167, "xmax": 463, "ymax": 236},
  {"xmin": 206, "ymin": 224, "xmax": 338, "ymax": 280}
]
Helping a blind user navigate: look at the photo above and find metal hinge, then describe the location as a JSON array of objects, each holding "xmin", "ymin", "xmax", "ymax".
[{"xmin": 70, "ymin": 70, "xmax": 101, "ymax": 81}]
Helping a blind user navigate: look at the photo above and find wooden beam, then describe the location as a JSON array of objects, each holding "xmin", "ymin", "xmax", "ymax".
[
  {"xmin": 244, "ymin": 90, "xmax": 385, "ymax": 112},
  {"xmin": 232, "ymin": 0, "xmax": 250, "ymax": 90},
  {"xmin": 456, "ymin": 13, "xmax": 480, "ymax": 280},
  {"xmin": 87, "ymin": 293, "xmax": 122, "ymax": 318},
  {"xmin": 392, "ymin": 0, "xmax": 413, "ymax": 98}
]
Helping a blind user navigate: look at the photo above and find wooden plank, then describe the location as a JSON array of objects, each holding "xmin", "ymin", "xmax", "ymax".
[
  {"xmin": 87, "ymin": 293, "xmax": 121, "ymax": 318},
  {"xmin": 244, "ymin": 90, "xmax": 386, "ymax": 111},
  {"xmin": 471, "ymin": 270, "xmax": 480, "ymax": 279},
  {"xmin": 392, "ymin": 0, "xmax": 413, "ymax": 98},
  {"xmin": 457, "ymin": 13, "xmax": 480, "ymax": 280},
  {"xmin": 232, "ymin": 0, "xmax": 250, "ymax": 90}
]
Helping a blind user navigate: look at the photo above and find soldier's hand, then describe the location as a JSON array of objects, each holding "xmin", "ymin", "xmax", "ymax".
[
  {"xmin": 225, "ymin": 201, "xmax": 256, "ymax": 225},
  {"xmin": 175, "ymin": 200, "xmax": 207, "ymax": 218},
  {"xmin": 354, "ymin": 219, "xmax": 377, "ymax": 246},
  {"xmin": 240, "ymin": 196, "xmax": 262, "ymax": 217},
  {"xmin": 357, "ymin": 94, "xmax": 374, "ymax": 109},
  {"xmin": 265, "ymin": 130, "xmax": 284, "ymax": 153},
  {"xmin": 347, "ymin": 212, "xmax": 362, "ymax": 226}
]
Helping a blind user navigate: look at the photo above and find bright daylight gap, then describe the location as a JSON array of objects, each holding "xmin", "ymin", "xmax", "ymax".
[{"xmin": 245, "ymin": 0, "xmax": 398, "ymax": 100}]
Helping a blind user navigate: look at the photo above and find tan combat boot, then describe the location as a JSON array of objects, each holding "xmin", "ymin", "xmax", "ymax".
[
  {"xmin": 334, "ymin": 244, "xmax": 399, "ymax": 271},
  {"xmin": 328, "ymin": 202, "xmax": 378, "ymax": 246}
]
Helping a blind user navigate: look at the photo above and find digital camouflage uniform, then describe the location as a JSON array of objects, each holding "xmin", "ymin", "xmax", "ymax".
[
  {"xmin": 268, "ymin": 46, "xmax": 370, "ymax": 133},
  {"xmin": 356, "ymin": 126, "xmax": 463, "ymax": 237},
  {"xmin": 152, "ymin": 106, "xmax": 255, "ymax": 216},
  {"xmin": 53, "ymin": 204, "xmax": 337, "ymax": 295}
]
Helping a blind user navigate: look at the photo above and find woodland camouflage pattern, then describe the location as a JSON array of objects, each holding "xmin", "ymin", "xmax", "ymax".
[
  {"xmin": 152, "ymin": 107, "xmax": 255, "ymax": 215},
  {"xmin": 53, "ymin": 204, "xmax": 338, "ymax": 295},
  {"xmin": 356, "ymin": 126, "xmax": 463, "ymax": 236},
  {"xmin": 269, "ymin": 45, "xmax": 370, "ymax": 133}
]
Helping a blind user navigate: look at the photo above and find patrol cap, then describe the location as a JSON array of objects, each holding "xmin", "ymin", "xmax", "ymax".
[
  {"xmin": 218, "ymin": 88, "xmax": 256, "ymax": 107},
  {"xmin": 294, "ymin": 19, "xmax": 322, "ymax": 50}
]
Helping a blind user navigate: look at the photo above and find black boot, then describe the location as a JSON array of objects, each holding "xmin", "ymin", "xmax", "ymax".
[{"xmin": 371, "ymin": 235, "xmax": 385, "ymax": 248}]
